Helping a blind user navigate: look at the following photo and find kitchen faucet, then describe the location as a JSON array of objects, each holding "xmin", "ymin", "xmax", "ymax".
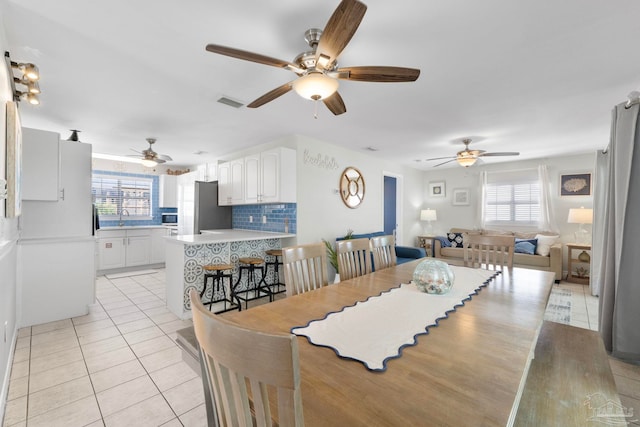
[{"xmin": 118, "ymin": 208, "xmax": 130, "ymax": 226}]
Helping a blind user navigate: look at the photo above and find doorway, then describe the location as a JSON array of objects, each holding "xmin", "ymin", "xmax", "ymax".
[{"xmin": 383, "ymin": 174, "xmax": 402, "ymax": 244}]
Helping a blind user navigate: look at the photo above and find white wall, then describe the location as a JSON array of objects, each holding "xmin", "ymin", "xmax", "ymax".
[
  {"xmin": 293, "ymin": 135, "xmax": 424, "ymax": 249},
  {"xmin": 0, "ymin": 4, "xmax": 21, "ymax": 419},
  {"xmin": 422, "ymin": 152, "xmax": 596, "ymax": 274}
]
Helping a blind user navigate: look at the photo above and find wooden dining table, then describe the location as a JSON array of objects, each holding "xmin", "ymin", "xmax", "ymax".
[{"xmin": 224, "ymin": 259, "xmax": 555, "ymax": 426}]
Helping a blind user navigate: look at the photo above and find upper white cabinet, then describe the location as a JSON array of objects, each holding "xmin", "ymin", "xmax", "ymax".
[
  {"xmin": 219, "ymin": 147, "xmax": 296, "ymax": 206},
  {"xmin": 196, "ymin": 163, "xmax": 217, "ymax": 182},
  {"xmin": 159, "ymin": 175, "xmax": 178, "ymax": 208},
  {"xmin": 22, "ymin": 128, "xmax": 60, "ymax": 201},
  {"xmin": 218, "ymin": 159, "xmax": 245, "ymax": 206},
  {"xmin": 21, "ymin": 140, "xmax": 92, "ymax": 239}
]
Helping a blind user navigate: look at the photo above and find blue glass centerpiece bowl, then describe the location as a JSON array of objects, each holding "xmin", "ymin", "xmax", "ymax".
[{"xmin": 413, "ymin": 259, "xmax": 455, "ymax": 294}]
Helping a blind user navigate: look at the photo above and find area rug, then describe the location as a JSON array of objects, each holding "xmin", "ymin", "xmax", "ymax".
[
  {"xmin": 544, "ymin": 286, "xmax": 572, "ymax": 324},
  {"xmin": 105, "ymin": 269, "xmax": 158, "ymax": 279}
]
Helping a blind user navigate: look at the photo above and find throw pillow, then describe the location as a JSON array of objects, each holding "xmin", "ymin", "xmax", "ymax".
[
  {"xmin": 535, "ymin": 234, "xmax": 559, "ymax": 256},
  {"xmin": 447, "ymin": 232, "xmax": 464, "ymax": 248},
  {"xmin": 515, "ymin": 241, "xmax": 536, "ymax": 255},
  {"xmin": 435, "ymin": 236, "xmax": 451, "ymax": 248},
  {"xmin": 515, "ymin": 238, "xmax": 538, "ymax": 254}
]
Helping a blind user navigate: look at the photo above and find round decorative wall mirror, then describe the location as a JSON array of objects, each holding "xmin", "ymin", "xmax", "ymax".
[{"xmin": 340, "ymin": 166, "xmax": 365, "ymax": 208}]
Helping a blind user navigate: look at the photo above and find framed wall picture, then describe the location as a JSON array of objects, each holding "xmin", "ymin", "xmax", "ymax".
[
  {"xmin": 429, "ymin": 181, "xmax": 445, "ymax": 197},
  {"xmin": 560, "ymin": 172, "xmax": 592, "ymax": 197},
  {"xmin": 5, "ymin": 101, "xmax": 22, "ymax": 218},
  {"xmin": 452, "ymin": 188, "xmax": 470, "ymax": 206}
]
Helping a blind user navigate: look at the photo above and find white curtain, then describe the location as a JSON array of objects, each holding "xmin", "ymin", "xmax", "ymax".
[
  {"xmin": 537, "ymin": 165, "xmax": 557, "ymax": 232},
  {"xmin": 597, "ymin": 102, "xmax": 640, "ymax": 361},
  {"xmin": 591, "ymin": 150, "xmax": 609, "ymax": 296}
]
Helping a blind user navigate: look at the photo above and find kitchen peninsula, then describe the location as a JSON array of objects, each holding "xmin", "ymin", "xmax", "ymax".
[{"xmin": 164, "ymin": 229, "xmax": 295, "ymax": 319}]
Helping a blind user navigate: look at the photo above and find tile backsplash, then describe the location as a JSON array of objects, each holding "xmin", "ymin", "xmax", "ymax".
[{"xmin": 233, "ymin": 203, "xmax": 297, "ymax": 233}]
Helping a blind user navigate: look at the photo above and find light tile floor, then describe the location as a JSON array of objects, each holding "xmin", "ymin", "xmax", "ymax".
[{"xmin": 3, "ymin": 272, "xmax": 639, "ymax": 426}]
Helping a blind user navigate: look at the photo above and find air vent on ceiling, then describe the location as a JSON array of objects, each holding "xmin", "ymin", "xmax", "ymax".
[{"xmin": 217, "ymin": 96, "xmax": 244, "ymax": 108}]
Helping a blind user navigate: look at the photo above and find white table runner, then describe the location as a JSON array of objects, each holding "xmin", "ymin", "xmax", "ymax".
[{"xmin": 291, "ymin": 266, "xmax": 500, "ymax": 371}]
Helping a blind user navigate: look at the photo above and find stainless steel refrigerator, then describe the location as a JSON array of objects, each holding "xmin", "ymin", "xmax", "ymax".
[{"xmin": 177, "ymin": 175, "xmax": 232, "ymax": 235}]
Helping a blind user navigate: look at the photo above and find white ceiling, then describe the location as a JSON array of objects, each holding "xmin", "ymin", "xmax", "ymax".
[{"xmin": 3, "ymin": 0, "xmax": 640, "ymax": 169}]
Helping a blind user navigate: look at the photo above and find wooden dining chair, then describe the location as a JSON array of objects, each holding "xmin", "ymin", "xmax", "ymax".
[
  {"xmin": 282, "ymin": 242, "xmax": 329, "ymax": 297},
  {"xmin": 336, "ymin": 238, "xmax": 372, "ymax": 280},
  {"xmin": 463, "ymin": 234, "xmax": 515, "ymax": 271},
  {"xmin": 370, "ymin": 235, "xmax": 397, "ymax": 270},
  {"xmin": 189, "ymin": 289, "xmax": 304, "ymax": 427}
]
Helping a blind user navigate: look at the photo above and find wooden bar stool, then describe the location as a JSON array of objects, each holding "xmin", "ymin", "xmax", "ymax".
[
  {"xmin": 232, "ymin": 257, "xmax": 271, "ymax": 310},
  {"xmin": 200, "ymin": 263, "xmax": 237, "ymax": 313},
  {"xmin": 264, "ymin": 249, "xmax": 286, "ymax": 295}
]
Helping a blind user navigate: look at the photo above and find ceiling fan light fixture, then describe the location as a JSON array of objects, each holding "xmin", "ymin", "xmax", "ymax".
[
  {"xmin": 456, "ymin": 154, "xmax": 477, "ymax": 167},
  {"xmin": 141, "ymin": 158, "xmax": 158, "ymax": 167},
  {"xmin": 292, "ymin": 72, "xmax": 339, "ymax": 101}
]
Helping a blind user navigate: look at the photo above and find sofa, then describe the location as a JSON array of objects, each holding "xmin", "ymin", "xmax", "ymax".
[
  {"xmin": 336, "ymin": 231, "xmax": 426, "ymax": 266},
  {"xmin": 432, "ymin": 228, "xmax": 562, "ymax": 283}
]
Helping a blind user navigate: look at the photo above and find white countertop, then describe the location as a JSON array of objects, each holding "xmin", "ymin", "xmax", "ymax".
[
  {"xmin": 165, "ymin": 229, "xmax": 296, "ymax": 245},
  {"xmin": 98, "ymin": 225, "xmax": 171, "ymax": 231}
]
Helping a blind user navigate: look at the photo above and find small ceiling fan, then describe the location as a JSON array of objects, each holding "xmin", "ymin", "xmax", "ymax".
[
  {"xmin": 205, "ymin": 0, "xmax": 420, "ymax": 116},
  {"xmin": 426, "ymin": 139, "xmax": 520, "ymax": 168},
  {"xmin": 128, "ymin": 138, "xmax": 172, "ymax": 167}
]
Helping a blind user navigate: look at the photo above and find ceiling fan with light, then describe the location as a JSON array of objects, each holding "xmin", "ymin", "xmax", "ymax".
[
  {"xmin": 128, "ymin": 138, "xmax": 172, "ymax": 167},
  {"xmin": 426, "ymin": 139, "xmax": 520, "ymax": 168},
  {"xmin": 205, "ymin": 0, "xmax": 420, "ymax": 116}
]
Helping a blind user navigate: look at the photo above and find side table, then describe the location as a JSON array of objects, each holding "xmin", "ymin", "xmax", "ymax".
[
  {"xmin": 566, "ymin": 243, "xmax": 591, "ymax": 285},
  {"xmin": 417, "ymin": 235, "xmax": 437, "ymax": 257}
]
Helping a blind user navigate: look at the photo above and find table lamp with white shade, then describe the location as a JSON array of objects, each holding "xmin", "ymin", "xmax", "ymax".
[
  {"xmin": 567, "ymin": 207, "xmax": 593, "ymax": 244},
  {"xmin": 420, "ymin": 209, "xmax": 437, "ymax": 235}
]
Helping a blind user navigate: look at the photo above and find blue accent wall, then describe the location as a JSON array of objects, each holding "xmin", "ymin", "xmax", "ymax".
[{"xmin": 232, "ymin": 203, "xmax": 297, "ymax": 233}]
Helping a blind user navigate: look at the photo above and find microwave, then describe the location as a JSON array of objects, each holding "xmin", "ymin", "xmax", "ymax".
[{"xmin": 161, "ymin": 213, "xmax": 178, "ymax": 225}]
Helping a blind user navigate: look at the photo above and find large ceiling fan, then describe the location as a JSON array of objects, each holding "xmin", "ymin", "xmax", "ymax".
[
  {"xmin": 205, "ymin": 0, "xmax": 420, "ymax": 116},
  {"xmin": 128, "ymin": 138, "xmax": 172, "ymax": 167},
  {"xmin": 426, "ymin": 139, "xmax": 520, "ymax": 168}
]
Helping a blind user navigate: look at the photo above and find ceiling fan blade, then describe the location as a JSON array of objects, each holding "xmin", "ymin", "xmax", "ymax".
[
  {"xmin": 315, "ymin": 0, "xmax": 367, "ymax": 70},
  {"xmin": 323, "ymin": 92, "xmax": 347, "ymax": 115},
  {"xmin": 478, "ymin": 152, "xmax": 520, "ymax": 157},
  {"xmin": 433, "ymin": 159, "xmax": 457, "ymax": 168},
  {"xmin": 334, "ymin": 66, "xmax": 420, "ymax": 82},
  {"xmin": 157, "ymin": 154, "xmax": 173, "ymax": 161},
  {"xmin": 247, "ymin": 82, "xmax": 293, "ymax": 108},
  {"xmin": 205, "ymin": 44, "xmax": 299, "ymax": 71},
  {"xmin": 426, "ymin": 156, "xmax": 456, "ymax": 161}
]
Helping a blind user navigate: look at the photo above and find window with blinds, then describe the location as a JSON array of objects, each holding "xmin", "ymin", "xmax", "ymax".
[
  {"xmin": 483, "ymin": 169, "xmax": 540, "ymax": 226},
  {"xmin": 92, "ymin": 174, "xmax": 153, "ymax": 219}
]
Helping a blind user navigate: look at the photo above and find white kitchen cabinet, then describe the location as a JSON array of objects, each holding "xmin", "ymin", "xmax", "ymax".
[
  {"xmin": 21, "ymin": 140, "xmax": 93, "ymax": 239},
  {"xmin": 195, "ymin": 163, "xmax": 218, "ymax": 182},
  {"xmin": 218, "ymin": 147, "xmax": 296, "ymax": 205},
  {"xmin": 98, "ymin": 228, "xmax": 162, "ymax": 271},
  {"xmin": 259, "ymin": 147, "xmax": 296, "ymax": 203},
  {"xmin": 125, "ymin": 230, "xmax": 151, "ymax": 266},
  {"xmin": 151, "ymin": 228, "xmax": 170, "ymax": 263},
  {"xmin": 21, "ymin": 128, "xmax": 60, "ymax": 201},
  {"xmin": 159, "ymin": 175, "xmax": 178, "ymax": 208},
  {"xmin": 218, "ymin": 159, "xmax": 244, "ymax": 205},
  {"xmin": 98, "ymin": 230, "xmax": 127, "ymax": 270}
]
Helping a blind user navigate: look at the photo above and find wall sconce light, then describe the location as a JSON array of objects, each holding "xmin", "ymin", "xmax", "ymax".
[{"xmin": 4, "ymin": 51, "xmax": 42, "ymax": 105}]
